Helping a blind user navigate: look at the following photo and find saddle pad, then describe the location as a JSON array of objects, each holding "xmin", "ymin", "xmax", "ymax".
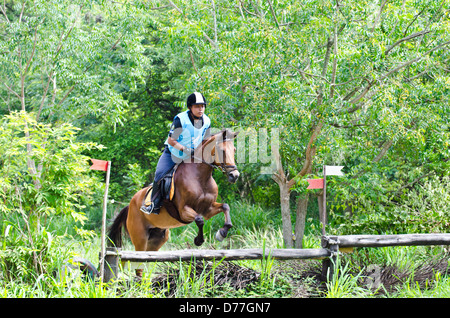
[
  {"xmin": 144, "ymin": 185, "xmax": 153, "ymax": 206},
  {"xmin": 143, "ymin": 164, "xmax": 178, "ymax": 206},
  {"xmin": 165, "ymin": 164, "xmax": 177, "ymax": 201}
]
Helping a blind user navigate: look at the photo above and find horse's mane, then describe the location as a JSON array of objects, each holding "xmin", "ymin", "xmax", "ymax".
[{"xmin": 201, "ymin": 129, "xmax": 235, "ymax": 148}]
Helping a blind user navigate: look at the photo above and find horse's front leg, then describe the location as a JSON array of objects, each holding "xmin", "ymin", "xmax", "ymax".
[
  {"xmin": 211, "ymin": 203, "xmax": 233, "ymax": 242},
  {"xmin": 181, "ymin": 205, "xmax": 205, "ymax": 246},
  {"xmin": 194, "ymin": 214, "xmax": 205, "ymax": 246}
]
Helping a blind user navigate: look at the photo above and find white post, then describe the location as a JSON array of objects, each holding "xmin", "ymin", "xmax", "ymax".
[
  {"xmin": 322, "ymin": 165, "xmax": 327, "ymax": 236},
  {"xmin": 99, "ymin": 161, "xmax": 111, "ymax": 282}
]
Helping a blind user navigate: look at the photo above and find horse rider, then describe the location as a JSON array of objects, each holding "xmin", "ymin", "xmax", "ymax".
[{"xmin": 140, "ymin": 92, "xmax": 211, "ymax": 214}]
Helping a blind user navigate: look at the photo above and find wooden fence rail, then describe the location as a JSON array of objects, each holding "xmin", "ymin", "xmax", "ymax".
[
  {"xmin": 101, "ymin": 233, "xmax": 450, "ymax": 282},
  {"xmin": 335, "ymin": 233, "xmax": 450, "ymax": 248},
  {"xmin": 108, "ymin": 247, "xmax": 331, "ymax": 262}
]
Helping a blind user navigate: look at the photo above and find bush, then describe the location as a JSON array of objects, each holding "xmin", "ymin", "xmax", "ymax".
[
  {"xmin": 331, "ymin": 175, "xmax": 450, "ymax": 234},
  {"xmin": 0, "ymin": 222, "xmax": 70, "ymax": 282},
  {"xmin": 0, "ymin": 111, "xmax": 102, "ymax": 281}
]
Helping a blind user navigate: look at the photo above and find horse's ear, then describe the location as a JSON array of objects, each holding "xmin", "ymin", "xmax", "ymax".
[{"xmin": 222, "ymin": 129, "xmax": 239, "ymax": 140}]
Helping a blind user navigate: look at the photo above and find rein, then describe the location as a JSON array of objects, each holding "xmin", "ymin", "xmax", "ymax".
[{"xmin": 192, "ymin": 155, "xmax": 237, "ymax": 174}]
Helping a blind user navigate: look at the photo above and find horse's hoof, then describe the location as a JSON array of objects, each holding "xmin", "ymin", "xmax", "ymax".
[
  {"xmin": 215, "ymin": 229, "xmax": 226, "ymax": 242},
  {"xmin": 194, "ymin": 237, "xmax": 204, "ymax": 246}
]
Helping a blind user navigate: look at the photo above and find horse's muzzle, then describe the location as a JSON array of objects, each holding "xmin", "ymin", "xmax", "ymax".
[{"xmin": 228, "ymin": 170, "xmax": 240, "ymax": 183}]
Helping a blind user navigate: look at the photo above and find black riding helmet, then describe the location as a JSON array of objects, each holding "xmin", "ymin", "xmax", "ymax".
[{"xmin": 187, "ymin": 92, "xmax": 207, "ymax": 108}]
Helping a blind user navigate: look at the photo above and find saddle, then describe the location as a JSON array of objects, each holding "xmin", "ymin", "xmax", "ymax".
[
  {"xmin": 144, "ymin": 164, "xmax": 177, "ymax": 205},
  {"xmin": 142, "ymin": 164, "xmax": 190, "ymax": 224}
]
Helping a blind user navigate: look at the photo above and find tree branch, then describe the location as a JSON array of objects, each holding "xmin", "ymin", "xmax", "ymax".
[
  {"xmin": 18, "ymin": 1, "xmax": 25, "ymax": 24},
  {"xmin": 188, "ymin": 46, "xmax": 203, "ymax": 80},
  {"xmin": 203, "ymin": 32, "xmax": 217, "ymax": 48},
  {"xmin": 384, "ymin": 30, "xmax": 431, "ymax": 56},
  {"xmin": 373, "ymin": 139, "xmax": 393, "ymax": 163},
  {"xmin": 168, "ymin": 0, "xmax": 182, "ymax": 14},
  {"xmin": 238, "ymin": 0, "xmax": 258, "ymax": 17},
  {"xmin": 271, "ymin": 144, "xmax": 286, "ymax": 184},
  {"xmin": 371, "ymin": 0, "xmax": 388, "ymax": 33},
  {"xmin": 21, "ymin": 19, "xmax": 43, "ymax": 111},
  {"xmin": 2, "ymin": 82, "xmax": 21, "ymax": 100},
  {"xmin": 330, "ymin": 24, "xmax": 338, "ymax": 98},
  {"xmin": 402, "ymin": 5, "xmax": 428, "ymax": 37},
  {"xmin": 267, "ymin": 0, "xmax": 280, "ymax": 31},
  {"xmin": 350, "ymin": 139, "xmax": 394, "ymax": 180},
  {"xmin": 379, "ymin": 40, "xmax": 450, "ymax": 83},
  {"xmin": 0, "ymin": 0, "xmax": 10, "ymax": 23},
  {"xmin": 37, "ymin": 8, "xmax": 80, "ymax": 121},
  {"xmin": 321, "ymin": 37, "xmax": 333, "ymax": 78},
  {"xmin": 344, "ymin": 39, "xmax": 450, "ymax": 109},
  {"xmin": 150, "ymin": 4, "xmax": 171, "ymax": 10},
  {"xmin": 288, "ymin": 120, "xmax": 323, "ymax": 189},
  {"xmin": 210, "ymin": 0, "xmax": 217, "ymax": 43}
]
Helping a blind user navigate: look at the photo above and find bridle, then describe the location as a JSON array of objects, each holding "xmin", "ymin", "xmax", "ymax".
[{"xmin": 194, "ymin": 137, "xmax": 237, "ymax": 174}]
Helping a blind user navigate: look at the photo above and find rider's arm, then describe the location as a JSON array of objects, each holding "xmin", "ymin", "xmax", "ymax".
[
  {"xmin": 167, "ymin": 116, "xmax": 187, "ymax": 152},
  {"xmin": 167, "ymin": 136, "xmax": 187, "ymax": 152}
]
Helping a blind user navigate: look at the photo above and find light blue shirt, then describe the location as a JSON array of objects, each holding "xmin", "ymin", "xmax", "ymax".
[{"xmin": 165, "ymin": 110, "xmax": 211, "ymax": 159}]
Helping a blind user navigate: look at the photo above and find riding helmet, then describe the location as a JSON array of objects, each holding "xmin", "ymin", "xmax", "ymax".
[{"xmin": 187, "ymin": 92, "xmax": 207, "ymax": 108}]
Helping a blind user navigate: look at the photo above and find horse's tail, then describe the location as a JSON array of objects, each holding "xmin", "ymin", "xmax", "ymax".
[{"xmin": 107, "ymin": 205, "xmax": 129, "ymax": 248}]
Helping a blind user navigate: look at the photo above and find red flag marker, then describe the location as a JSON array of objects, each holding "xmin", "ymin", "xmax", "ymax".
[
  {"xmin": 307, "ymin": 178, "xmax": 324, "ymax": 189},
  {"xmin": 90, "ymin": 159, "xmax": 109, "ymax": 171},
  {"xmin": 88, "ymin": 158, "xmax": 112, "ymax": 282}
]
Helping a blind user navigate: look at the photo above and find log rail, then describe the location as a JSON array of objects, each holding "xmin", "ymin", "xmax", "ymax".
[
  {"xmin": 101, "ymin": 233, "xmax": 450, "ymax": 282},
  {"xmin": 336, "ymin": 233, "xmax": 450, "ymax": 248},
  {"xmin": 110, "ymin": 247, "xmax": 332, "ymax": 263}
]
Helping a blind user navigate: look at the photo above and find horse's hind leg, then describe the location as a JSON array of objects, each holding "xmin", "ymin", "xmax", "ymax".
[
  {"xmin": 131, "ymin": 228, "xmax": 169, "ymax": 279},
  {"xmin": 147, "ymin": 227, "xmax": 170, "ymax": 251},
  {"xmin": 127, "ymin": 212, "xmax": 149, "ymax": 278}
]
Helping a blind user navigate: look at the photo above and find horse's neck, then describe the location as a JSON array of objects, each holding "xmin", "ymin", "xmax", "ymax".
[
  {"xmin": 180, "ymin": 160, "xmax": 213, "ymax": 181},
  {"xmin": 197, "ymin": 162, "xmax": 214, "ymax": 181}
]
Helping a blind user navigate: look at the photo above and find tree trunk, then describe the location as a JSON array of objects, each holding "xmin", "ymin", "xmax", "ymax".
[
  {"xmin": 279, "ymin": 182, "xmax": 293, "ymax": 248},
  {"xmin": 271, "ymin": 122, "xmax": 321, "ymax": 248},
  {"xmin": 294, "ymin": 193, "xmax": 309, "ymax": 248}
]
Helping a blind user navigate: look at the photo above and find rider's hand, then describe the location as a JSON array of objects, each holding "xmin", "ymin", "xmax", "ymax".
[{"xmin": 183, "ymin": 147, "xmax": 195, "ymax": 156}]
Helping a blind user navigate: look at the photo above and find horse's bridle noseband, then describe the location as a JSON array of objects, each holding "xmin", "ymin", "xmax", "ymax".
[{"xmin": 218, "ymin": 163, "xmax": 238, "ymax": 174}]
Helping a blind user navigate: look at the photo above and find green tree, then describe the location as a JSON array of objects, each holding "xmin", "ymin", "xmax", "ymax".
[
  {"xmin": 0, "ymin": 0, "xmax": 154, "ymax": 192},
  {"xmin": 156, "ymin": 0, "xmax": 450, "ymax": 247}
]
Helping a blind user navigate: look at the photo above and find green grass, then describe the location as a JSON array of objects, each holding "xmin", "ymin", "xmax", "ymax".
[{"xmin": 1, "ymin": 200, "xmax": 449, "ymax": 298}]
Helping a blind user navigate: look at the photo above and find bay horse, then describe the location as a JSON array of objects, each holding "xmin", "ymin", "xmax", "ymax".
[{"xmin": 108, "ymin": 129, "xmax": 239, "ymax": 277}]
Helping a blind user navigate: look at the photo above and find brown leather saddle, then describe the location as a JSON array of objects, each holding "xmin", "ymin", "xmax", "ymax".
[{"xmin": 142, "ymin": 164, "xmax": 189, "ymax": 224}]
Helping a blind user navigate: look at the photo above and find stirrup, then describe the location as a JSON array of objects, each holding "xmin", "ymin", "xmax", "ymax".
[
  {"xmin": 140, "ymin": 203, "xmax": 161, "ymax": 215},
  {"xmin": 140, "ymin": 203, "xmax": 154, "ymax": 215}
]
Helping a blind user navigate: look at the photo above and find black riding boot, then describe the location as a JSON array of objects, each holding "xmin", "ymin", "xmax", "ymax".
[{"xmin": 140, "ymin": 187, "xmax": 162, "ymax": 215}]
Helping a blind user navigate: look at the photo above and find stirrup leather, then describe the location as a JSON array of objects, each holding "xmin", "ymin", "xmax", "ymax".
[{"xmin": 143, "ymin": 185, "xmax": 153, "ymax": 206}]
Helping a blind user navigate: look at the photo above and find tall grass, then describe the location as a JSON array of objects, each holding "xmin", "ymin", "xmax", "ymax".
[
  {"xmin": 323, "ymin": 256, "xmax": 371, "ymax": 298},
  {"xmin": 2, "ymin": 200, "xmax": 449, "ymax": 298},
  {"xmin": 392, "ymin": 272, "xmax": 450, "ymax": 298}
]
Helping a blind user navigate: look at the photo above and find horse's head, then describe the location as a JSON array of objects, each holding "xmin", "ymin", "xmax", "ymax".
[
  {"xmin": 216, "ymin": 129, "xmax": 240, "ymax": 183},
  {"xmin": 202, "ymin": 129, "xmax": 240, "ymax": 183}
]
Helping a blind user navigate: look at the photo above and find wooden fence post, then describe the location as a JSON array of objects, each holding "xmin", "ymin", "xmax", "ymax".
[
  {"xmin": 102, "ymin": 247, "xmax": 119, "ymax": 283},
  {"xmin": 321, "ymin": 236, "xmax": 339, "ymax": 281}
]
